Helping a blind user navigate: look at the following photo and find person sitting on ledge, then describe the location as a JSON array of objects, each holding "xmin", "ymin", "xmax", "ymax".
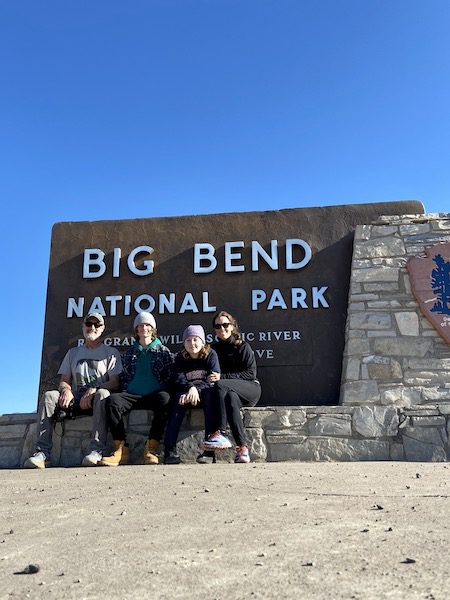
[
  {"xmin": 100, "ymin": 312, "xmax": 174, "ymax": 467},
  {"xmin": 164, "ymin": 325, "xmax": 231, "ymax": 464},
  {"xmin": 202, "ymin": 310, "xmax": 261, "ymax": 464},
  {"xmin": 24, "ymin": 313, "xmax": 122, "ymax": 469}
]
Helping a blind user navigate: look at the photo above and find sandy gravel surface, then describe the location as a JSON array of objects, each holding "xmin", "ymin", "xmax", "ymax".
[{"xmin": 1, "ymin": 461, "xmax": 449, "ymax": 599}]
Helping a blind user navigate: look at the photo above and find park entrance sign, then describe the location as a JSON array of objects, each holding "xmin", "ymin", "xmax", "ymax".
[{"xmin": 40, "ymin": 201, "xmax": 423, "ymax": 406}]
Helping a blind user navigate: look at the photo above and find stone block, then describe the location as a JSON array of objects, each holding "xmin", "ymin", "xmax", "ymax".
[
  {"xmin": 367, "ymin": 330, "xmax": 397, "ymax": 337},
  {"xmin": 304, "ymin": 406, "xmax": 354, "ymax": 415},
  {"xmin": 404, "ymin": 371, "xmax": 449, "ymax": 386},
  {"xmin": 367, "ymin": 363, "xmax": 402, "ymax": 380},
  {"xmin": 345, "ymin": 338, "xmax": 370, "ymax": 356},
  {"xmin": 407, "ymin": 358, "xmax": 450, "ymax": 370},
  {"xmin": 307, "ymin": 415, "xmax": 352, "ymax": 436},
  {"xmin": 380, "ymin": 387, "xmax": 420, "ymax": 407},
  {"xmin": 410, "ymin": 416, "xmax": 446, "ymax": 427},
  {"xmin": 390, "ymin": 442, "xmax": 405, "ymax": 460},
  {"xmin": 354, "ymin": 236, "xmax": 405, "ymax": 259},
  {"xmin": 268, "ymin": 437, "xmax": 390, "ymax": 461},
  {"xmin": 364, "ymin": 282, "xmax": 399, "ymax": 292},
  {"xmin": 395, "ymin": 312, "xmax": 420, "ymax": 336},
  {"xmin": 349, "ymin": 302, "xmax": 366, "ymax": 311},
  {"xmin": 266, "ymin": 428, "xmax": 311, "ymax": 444},
  {"xmin": 344, "ymin": 357, "xmax": 360, "ymax": 380},
  {"xmin": 243, "ymin": 408, "xmax": 306, "ymax": 429},
  {"xmin": 367, "ymin": 301, "xmax": 401, "ymax": 309},
  {"xmin": 353, "ymin": 406, "xmax": 399, "ymax": 438},
  {"xmin": 349, "ymin": 293, "xmax": 380, "ymax": 301},
  {"xmin": 433, "ymin": 220, "xmax": 450, "ymax": 230},
  {"xmin": 128, "ymin": 411, "xmax": 152, "ymax": 426},
  {"xmin": 399, "ymin": 223, "xmax": 431, "ymax": 236},
  {"xmin": 372, "ymin": 258, "xmax": 407, "ymax": 267},
  {"xmin": 373, "ymin": 337, "xmax": 432, "ymax": 357},
  {"xmin": 187, "ymin": 408, "xmax": 206, "ymax": 429},
  {"xmin": 438, "ymin": 404, "xmax": 450, "ymax": 415},
  {"xmin": 340, "ymin": 380, "xmax": 379, "ymax": 404},
  {"xmin": 0, "ymin": 424, "xmax": 28, "ymax": 439},
  {"xmin": 0, "ymin": 446, "xmax": 22, "ymax": 468},
  {"xmin": 402, "ymin": 436, "xmax": 447, "ymax": 462},
  {"xmin": 371, "ymin": 225, "xmax": 399, "ymax": 237},
  {"xmin": 0, "ymin": 413, "xmax": 37, "ymax": 425},
  {"xmin": 402, "ymin": 425, "xmax": 447, "ymax": 445},
  {"xmin": 352, "ymin": 267, "xmax": 399, "ymax": 283},
  {"xmin": 349, "ymin": 312, "xmax": 392, "ymax": 330},
  {"xmin": 63, "ymin": 416, "xmax": 93, "ymax": 432},
  {"xmin": 247, "ymin": 428, "xmax": 268, "ymax": 461}
]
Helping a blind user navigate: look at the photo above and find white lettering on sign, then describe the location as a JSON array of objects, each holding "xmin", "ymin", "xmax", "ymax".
[
  {"xmin": 193, "ymin": 238, "xmax": 312, "ymax": 273},
  {"xmin": 67, "ymin": 291, "xmax": 217, "ymax": 317},
  {"xmin": 251, "ymin": 287, "xmax": 329, "ymax": 311},
  {"xmin": 83, "ymin": 246, "xmax": 154, "ymax": 279}
]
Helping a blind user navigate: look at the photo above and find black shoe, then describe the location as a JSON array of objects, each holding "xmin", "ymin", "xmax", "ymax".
[
  {"xmin": 164, "ymin": 451, "xmax": 181, "ymax": 465},
  {"xmin": 196, "ymin": 451, "xmax": 216, "ymax": 464}
]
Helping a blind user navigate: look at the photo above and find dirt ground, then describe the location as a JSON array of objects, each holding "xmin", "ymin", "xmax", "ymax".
[{"xmin": 1, "ymin": 461, "xmax": 449, "ymax": 599}]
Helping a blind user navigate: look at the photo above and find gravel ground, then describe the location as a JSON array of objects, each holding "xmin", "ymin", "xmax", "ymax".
[{"xmin": 1, "ymin": 461, "xmax": 449, "ymax": 599}]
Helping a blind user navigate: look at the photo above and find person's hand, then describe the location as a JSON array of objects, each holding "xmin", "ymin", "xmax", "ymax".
[
  {"xmin": 59, "ymin": 388, "xmax": 74, "ymax": 408},
  {"xmin": 79, "ymin": 388, "xmax": 97, "ymax": 410},
  {"xmin": 186, "ymin": 386, "xmax": 200, "ymax": 406},
  {"xmin": 178, "ymin": 394, "xmax": 188, "ymax": 405},
  {"xmin": 208, "ymin": 372, "xmax": 220, "ymax": 383}
]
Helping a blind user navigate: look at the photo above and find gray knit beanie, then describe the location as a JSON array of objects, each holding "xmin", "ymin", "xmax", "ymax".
[
  {"xmin": 182, "ymin": 325, "xmax": 205, "ymax": 344},
  {"xmin": 134, "ymin": 312, "xmax": 157, "ymax": 330}
]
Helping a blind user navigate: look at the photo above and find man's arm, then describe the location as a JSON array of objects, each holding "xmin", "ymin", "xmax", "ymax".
[
  {"xmin": 79, "ymin": 374, "xmax": 120, "ymax": 410},
  {"xmin": 58, "ymin": 375, "xmax": 74, "ymax": 408}
]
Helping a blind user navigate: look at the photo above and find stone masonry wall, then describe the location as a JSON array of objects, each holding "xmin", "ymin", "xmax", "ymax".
[{"xmin": 340, "ymin": 212, "xmax": 450, "ymax": 459}]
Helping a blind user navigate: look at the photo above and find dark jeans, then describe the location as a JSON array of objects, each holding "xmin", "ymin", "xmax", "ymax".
[
  {"xmin": 215, "ymin": 379, "xmax": 261, "ymax": 446},
  {"xmin": 105, "ymin": 390, "xmax": 170, "ymax": 442},
  {"xmin": 164, "ymin": 387, "xmax": 218, "ymax": 453}
]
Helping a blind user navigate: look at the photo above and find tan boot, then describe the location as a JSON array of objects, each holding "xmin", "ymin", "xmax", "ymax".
[
  {"xmin": 143, "ymin": 439, "xmax": 160, "ymax": 465},
  {"xmin": 100, "ymin": 440, "xmax": 130, "ymax": 467}
]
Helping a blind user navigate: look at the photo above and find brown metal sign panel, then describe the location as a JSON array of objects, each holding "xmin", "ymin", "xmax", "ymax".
[
  {"xmin": 408, "ymin": 242, "xmax": 450, "ymax": 344},
  {"xmin": 40, "ymin": 201, "xmax": 423, "ymax": 406}
]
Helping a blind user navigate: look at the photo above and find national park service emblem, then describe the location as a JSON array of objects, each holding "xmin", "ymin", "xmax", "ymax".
[{"xmin": 407, "ymin": 242, "xmax": 450, "ymax": 344}]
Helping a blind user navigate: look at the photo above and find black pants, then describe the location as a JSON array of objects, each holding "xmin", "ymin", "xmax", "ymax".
[
  {"xmin": 215, "ymin": 379, "xmax": 261, "ymax": 446},
  {"xmin": 105, "ymin": 390, "xmax": 170, "ymax": 442},
  {"xmin": 164, "ymin": 387, "xmax": 218, "ymax": 453}
]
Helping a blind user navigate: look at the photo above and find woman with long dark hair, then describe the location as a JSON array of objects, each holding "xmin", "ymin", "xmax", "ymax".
[{"xmin": 201, "ymin": 310, "xmax": 261, "ymax": 464}]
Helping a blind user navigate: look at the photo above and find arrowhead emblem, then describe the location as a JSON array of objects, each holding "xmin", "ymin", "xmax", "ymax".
[{"xmin": 407, "ymin": 243, "xmax": 450, "ymax": 343}]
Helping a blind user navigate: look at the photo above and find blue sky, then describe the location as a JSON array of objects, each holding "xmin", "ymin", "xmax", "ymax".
[{"xmin": 1, "ymin": 0, "xmax": 449, "ymax": 414}]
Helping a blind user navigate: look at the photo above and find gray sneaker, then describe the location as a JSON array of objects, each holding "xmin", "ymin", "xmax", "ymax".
[
  {"xmin": 24, "ymin": 451, "xmax": 49, "ymax": 469},
  {"xmin": 82, "ymin": 451, "xmax": 102, "ymax": 467}
]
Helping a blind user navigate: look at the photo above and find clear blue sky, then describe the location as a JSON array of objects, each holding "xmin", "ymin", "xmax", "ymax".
[{"xmin": 1, "ymin": 0, "xmax": 449, "ymax": 414}]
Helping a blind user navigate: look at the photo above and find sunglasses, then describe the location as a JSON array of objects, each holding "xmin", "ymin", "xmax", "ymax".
[
  {"xmin": 214, "ymin": 323, "xmax": 231, "ymax": 330},
  {"xmin": 84, "ymin": 321, "xmax": 102, "ymax": 328}
]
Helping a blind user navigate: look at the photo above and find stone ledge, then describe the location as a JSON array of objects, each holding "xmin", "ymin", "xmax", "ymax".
[{"xmin": 2, "ymin": 405, "xmax": 450, "ymax": 467}]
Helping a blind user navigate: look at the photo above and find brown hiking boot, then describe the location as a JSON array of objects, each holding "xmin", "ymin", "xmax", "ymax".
[
  {"xmin": 100, "ymin": 440, "xmax": 129, "ymax": 467},
  {"xmin": 143, "ymin": 439, "xmax": 160, "ymax": 465}
]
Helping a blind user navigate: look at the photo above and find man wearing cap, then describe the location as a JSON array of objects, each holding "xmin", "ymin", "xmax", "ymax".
[
  {"xmin": 24, "ymin": 313, "xmax": 123, "ymax": 469},
  {"xmin": 101, "ymin": 311, "xmax": 174, "ymax": 466}
]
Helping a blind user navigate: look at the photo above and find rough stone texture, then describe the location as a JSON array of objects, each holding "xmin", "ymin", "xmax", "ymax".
[
  {"xmin": 352, "ymin": 406, "xmax": 399, "ymax": 438},
  {"xmin": 269, "ymin": 437, "xmax": 390, "ymax": 461},
  {"xmin": 373, "ymin": 337, "xmax": 432, "ymax": 357},
  {"xmin": 353, "ymin": 236, "xmax": 405, "ymax": 259},
  {"xmin": 341, "ymin": 380, "xmax": 379, "ymax": 404},
  {"xmin": 307, "ymin": 415, "xmax": 352, "ymax": 436},
  {"xmin": 395, "ymin": 312, "xmax": 420, "ymax": 336}
]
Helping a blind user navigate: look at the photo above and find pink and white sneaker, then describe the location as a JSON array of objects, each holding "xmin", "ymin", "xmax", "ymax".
[{"xmin": 234, "ymin": 445, "xmax": 250, "ymax": 463}]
